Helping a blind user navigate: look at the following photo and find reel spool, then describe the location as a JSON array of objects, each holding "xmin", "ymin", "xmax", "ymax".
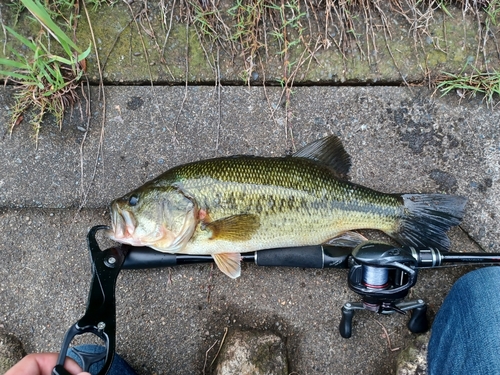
[{"xmin": 339, "ymin": 242, "xmax": 428, "ymax": 338}]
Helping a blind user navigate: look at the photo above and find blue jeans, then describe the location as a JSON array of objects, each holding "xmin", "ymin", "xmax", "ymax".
[
  {"xmin": 67, "ymin": 345, "xmax": 137, "ymax": 375},
  {"xmin": 428, "ymin": 266, "xmax": 500, "ymax": 375}
]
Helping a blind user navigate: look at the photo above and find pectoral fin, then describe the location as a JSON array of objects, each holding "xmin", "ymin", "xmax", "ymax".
[
  {"xmin": 204, "ymin": 214, "xmax": 260, "ymax": 241},
  {"xmin": 213, "ymin": 253, "xmax": 242, "ymax": 278}
]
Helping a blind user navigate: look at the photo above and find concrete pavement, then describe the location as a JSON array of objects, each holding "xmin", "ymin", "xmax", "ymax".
[{"xmin": 1, "ymin": 85, "xmax": 498, "ymax": 374}]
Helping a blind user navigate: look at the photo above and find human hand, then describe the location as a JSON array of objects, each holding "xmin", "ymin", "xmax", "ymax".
[{"xmin": 4, "ymin": 353, "xmax": 91, "ymax": 375}]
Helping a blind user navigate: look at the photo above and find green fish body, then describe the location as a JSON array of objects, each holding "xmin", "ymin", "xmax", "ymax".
[{"xmin": 108, "ymin": 136, "xmax": 467, "ymax": 278}]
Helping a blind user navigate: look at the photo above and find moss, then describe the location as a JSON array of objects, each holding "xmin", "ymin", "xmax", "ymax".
[
  {"xmin": 1, "ymin": 1, "xmax": 498, "ymax": 85},
  {"xmin": 251, "ymin": 337, "xmax": 288, "ymax": 375}
]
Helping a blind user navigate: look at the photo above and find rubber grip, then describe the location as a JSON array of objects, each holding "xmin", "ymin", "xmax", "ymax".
[
  {"xmin": 255, "ymin": 246, "xmax": 324, "ymax": 268},
  {"xmin": 122, "ymin": 247, "xmax": 178, "ymax": 269},
  {"xmin": 339, "ymin": 306, "xmax": 355, "ymax": 338},
  {"xmin": 407, "ymin": 304, "xmax": 429, "ymax": 334}
]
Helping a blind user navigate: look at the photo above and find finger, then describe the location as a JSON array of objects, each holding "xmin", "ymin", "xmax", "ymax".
[{"xmin": 5, "ymin": 352, "xmax": 84, "ymax": 375}]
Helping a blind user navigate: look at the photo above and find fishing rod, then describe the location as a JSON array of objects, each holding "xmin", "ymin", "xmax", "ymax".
[
  {"xmin": 121, "ymin": 240, "xmax": 500, "ymax": 269},
  {"xmin": 53, "ymin": 225, "xmax": 500, "ymax": 375},
  {"xmin": 122, "ymin": 240, "xmax": 500, "ymax": 338}
]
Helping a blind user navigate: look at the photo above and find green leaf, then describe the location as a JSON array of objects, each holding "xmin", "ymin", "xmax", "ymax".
[
  {"xmin": 438, "ymin": 2, "xmax": 453, "ymax": 18},
  {"xmin": 0, "ymin": 58, "xmax": 29, "ymax": 69},
  {"xmin": 21, "ymin": 0, "xmax": 82, "ymax": 54},
  {"xmin": 77, "ymin": 44, "xmax": 92, "ymax": 62},
  {"xmin": 43, "ymin": 62, "xmax": 58, "ymax": 80},
  {"xmin": 6, "ymin": 45, "xmax": 29, "ymax": 62},
  {"xmin": 36, "ymin": 62, "xmax": 51, "ymax": 82},
  {"xmin": 48, "ymin": 54, "xmax": 74, "ymax": 66},
  {"xmin": 0, "ymin": 70, "xmax": 34, "ymax": 81},
  {"xmin": 4, "ymin": 25, "xmax": 37, "ymax": 52}
]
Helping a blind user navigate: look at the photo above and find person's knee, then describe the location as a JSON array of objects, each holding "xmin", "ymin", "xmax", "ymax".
[
  {"xmin": 459, "ymin": 266, "xmax": 500, "ymax": 282},
  {"xmin": 452, "ymin": 266, "xmax": 500, "ymax": 297}
]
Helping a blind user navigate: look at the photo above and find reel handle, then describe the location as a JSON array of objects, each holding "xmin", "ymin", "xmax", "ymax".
[{"xmin": 408, "ymin": 304, "xmax": 428, "ymax": 334}]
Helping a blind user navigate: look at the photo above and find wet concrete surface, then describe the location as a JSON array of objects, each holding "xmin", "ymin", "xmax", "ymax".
[{"xmin": 1, "ymin": 85, "xmax": 498, "ymax": 374}]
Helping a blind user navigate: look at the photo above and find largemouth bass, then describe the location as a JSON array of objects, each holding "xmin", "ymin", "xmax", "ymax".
[{"xmin": 108, "ymin": 135, "xmax": 467, "ymax": 278}]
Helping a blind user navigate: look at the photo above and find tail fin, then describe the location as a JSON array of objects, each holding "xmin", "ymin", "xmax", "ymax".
[{"xmin": 390, "ymin": 194, "xmax": 467, "ymax": 251}]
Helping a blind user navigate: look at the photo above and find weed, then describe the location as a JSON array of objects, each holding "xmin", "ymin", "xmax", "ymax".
[
  {"xmin": 485, "ymin": 0, "xmax": 500, "ymax": 25},
  {"xmin": 189, "ymin": 0, "xmax": 219, "ymax": 39},
  {"xmin": 0, "ymin": 0, "xmax": 90, "ymax": 146},
  {"xmin": 1, "ymin": 0, "xmax": 498, "ymax": 164},
  {"xmin": 10, "ymin": 0, "xmax": 79, "ymax": 26},
  {"xmin": 87, "ymin": 0, "xmax": 119, "ymax": 12},
  {"xmin": 436, "ymin": 68, "xmax": 500, "ymax": 105},
  {"xmin": 228, "ymin": 0, "xmax": 266, "ymax": 81},
  {"xmin": 7, "ymin": 1, "xmax": 26, "ymax": 25}
]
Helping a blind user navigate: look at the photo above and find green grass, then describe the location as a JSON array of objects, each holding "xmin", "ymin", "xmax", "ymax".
[
  {"xmin": 189, "ymin": 0, "xmax": 220, "ymax": 40},
  {"xmin": 87, "ymin": 0, "xmax": 118, "ymax": 12},
  {"xmin": 432, "ymin": 0, "xmax": 500, "ymax": 105},
  {"xmin": 436, "ymin": 69, "xmax": 500, "ymax": 105},
  {"xmin": 0, "ymin": 0, "xmax": 90, "ymax": 147},
  {"xmin": 187, "ymin": 0, "xmax": 307, "ymax": 84}
]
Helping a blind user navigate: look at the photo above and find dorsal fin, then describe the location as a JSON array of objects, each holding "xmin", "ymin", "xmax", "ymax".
[{"xmin": 292, "ymin": 135, "xmax": 351, "ymax": 179}]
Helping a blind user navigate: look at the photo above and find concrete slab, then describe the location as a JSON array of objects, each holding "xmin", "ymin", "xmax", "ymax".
[
  {"xmin": 1, "ymin": 85, "xmax": 498, "ymax": 374},
  {"xmin": 1, "ymin": 2, "xmax": 498, "ymax": 84},
  {"xmin": 2, "ymin": 85, "xmax": 499, "ymax": 251},
  {"xmin": 0, "ymin": 208, "xmax": 479, "ymax": 375}
]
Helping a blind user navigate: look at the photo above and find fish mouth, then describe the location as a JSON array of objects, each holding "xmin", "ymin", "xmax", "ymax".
[
  {"xmin": 107, "ymin": 203, "xmax": 163, "ymax": 247},
  {"xmin": 107, "ymin": 195, "xmax": 199, "ymax": 251},
  {"xmin": 108, "ymin": 204, "xmax": 137, "ymax": 242}
]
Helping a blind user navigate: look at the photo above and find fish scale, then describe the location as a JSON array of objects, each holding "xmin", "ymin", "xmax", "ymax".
[{"xmin": 140, "ymin": 156, "xmax": 403, "ymax": 254}]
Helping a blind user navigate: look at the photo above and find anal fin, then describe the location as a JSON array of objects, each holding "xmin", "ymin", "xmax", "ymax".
[
  {"xmin": 327, "ymin": 231, "xmax": 369, "ymax": 248},
  {"xmin": 212, "ymin": 253, "xmax": 242, "ymax": 279}
]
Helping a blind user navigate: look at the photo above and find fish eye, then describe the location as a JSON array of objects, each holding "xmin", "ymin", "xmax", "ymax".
[{"xmin": 128, "ymin": 194, "xmax": 139, "ymax": 206}]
